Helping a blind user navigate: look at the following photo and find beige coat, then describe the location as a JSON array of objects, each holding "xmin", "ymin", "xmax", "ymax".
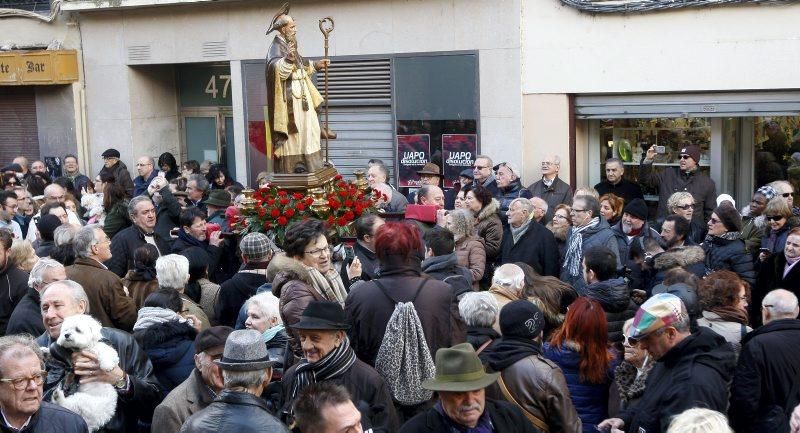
[{"xmin": 455, "ymin": 236, "xmax": 486, "ymax": 290}]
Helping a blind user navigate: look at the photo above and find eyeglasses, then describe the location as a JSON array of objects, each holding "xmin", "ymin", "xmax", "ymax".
[
  {"xmin": 541, "ymin": 161, "xmax": 556, "ymax": 167},
  {"xmin": 765, "ymin": 215, "xmax": 785, "ymax": 222},
  {"xmin": 679, "ymin": 155, "xmax": 692, "ymax": 160},
  {"xmin": 675, "ymin": 204, "xmax": 694, "ymax": 211},
  {"xmin": 570, "ymin": 208, "xmax": 589, "ymax": 214},
  {"xmin": 783, "ymin": 192, "xmax": 794, "ymax": 198},
  {"xmin": 0, "ymin": 371, "xmax": 47, "ymax": 390},
  {"xmin": 472, "ymin": 165, "xmax": 488, "ymax": 170},
  {"xmin": 709, "ymin": 217, "xmax": 721, "ymax": 225},
  {"xmin": 304, "ymin": 247, "xmax": 331, "ymax": 257},
  {"xmin": 136, "ymin": 163, "xmax": 152, "ymax": 167},
  {"xmin": 553, "ymin": 214, "xmax": 568, "ymax": 220}
]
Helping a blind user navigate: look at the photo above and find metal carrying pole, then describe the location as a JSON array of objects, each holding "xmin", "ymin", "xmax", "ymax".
[{"xmin": 319, "ymin": 16, "xmax": 334, "ymax": 163}]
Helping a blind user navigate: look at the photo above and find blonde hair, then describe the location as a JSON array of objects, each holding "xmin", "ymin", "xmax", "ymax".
[
  {"xmin": 8, "ymin": 239, "xmax": 37, "ymax": 273},
  {"xmin": 667, "ymin": 191, "xmax": 694, "ymax": 212},
  {"xmin": 764, "ymin": 197, "xmax": 792, "ymax": 219},
  {"xmin": 666, "ymin": 408, "xmax": 733, "ymax": 433}
]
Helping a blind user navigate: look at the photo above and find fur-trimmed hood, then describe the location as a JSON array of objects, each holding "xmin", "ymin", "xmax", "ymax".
[
  {"xmin": 653, "ymin": 246, "xmax": 705, "ymax": 271},
  {"xmin": 476, "ymin": 198, "xmax": 500, "ymax": 223},
  {"xmin": 268, "ymin": 253, "xmax": 312, "ymax": 297}
]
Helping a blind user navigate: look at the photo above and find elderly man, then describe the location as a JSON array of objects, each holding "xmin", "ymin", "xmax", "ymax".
[
  {"xmin": 594, "ymin": 158, "xmax": 644, "ymax": 204},
  {"xmin": 610, "ymin": 198, "xmax": 660, "ymax": 263},
  {"xmin": 99, "ymin": 148, "xmax": 134, "ymax": 198},
  {"xmin": 730, "ymin": 289, "xmax": 800, "ymax": 432},
  {"xmin": 37, "ymin": 280, "xmax": 161, "ymax": 433},
  {"xmin": 66, "ymin": 225, "xmax": 137, "ymax": 331},
  {"xmin": 529, "ymin": 197, "xmax": 548, "ymax": 223},
  {"xmin": 6, "ymin": 258, "xmax": 66, "ymax": 336},
  {"xmin": 373, "ymin": 182, "xmax": 408, "ymax": 213},
  {"xmin": 599, "ymin": 293, "xmax": 736, "ymax": 433},
  {"xmin": 499, "ymin": 198, "xmax": 559, "ymax": 277},
  {"xmin": 204, "ymin": 190, "xmax": 231, "ymax": 230},
  {"xmin": 0, "ymin": 335, "xmax": 88, "ymax": 432},
  {"xmin": 186, "ymin": 174, "xmax": 210, "ymax": 212},
  {"xmin": 144, "ymin": 174, "xmax": 182, "ymax": 247},
  {"xmin": 487, "ymin": 263, "xmax": 525, "ymax": 333},
  {"xmin": 415, "ymin": 184, "xmax": 446, "ymax": 209},
  {"xmin": 294, "ymin": 383, "xmax": 375, "ymax": 433},
  {"xmin": 0, "ymin": 230, "xmax": 29, "ymax": 336},
  {"xmin": 495, "ymin": 162, "xmax": 532, "ymax": 221},
  {"xmin": 216, "ymin": 232, "xmax": 274, "ymax": 327},
  {"xmin": 640, "ymin": 144, "xmax": 716, "ymax": 225},
  {"xmin": 106, "ymin": 196, "xmax": 170, "ymax": 277},
  {"xmin": 133, "ymin": 156, "xmax": 158, "ymax": 197},
  {"xmin": 408, "ymin": 162, "xmax": 444, "ymax": 203},
  {"xmin": 527, "ymin": 154, "xmax": 573, "ymax": 223},
  {"xmin": 481, "ymin": 300, "xmax": 581, "ymax": 433},
  {"xmin": 181, "ymin": 329, "xmax": 288, "ymax": 432},
  {"xmin": 472, "ymin": 154, "xmax": 499, "ymax": 196},
  {"xmin": 366, "ymin": 162, "xmax": 389, "ymax": 187},
  {"xmin": 63, "ymin": 153, "xmax": 91, "ymax": 197},
  {"xmin": 153, "ymin": 326, "xmax": 233, "ymax": 433},
  {"xmin": 25, "ymin": 184, "xmax": 82, "ymax": 242},
  {"xmin": 400, "ymin": 342, "xmax": 538, "ymax": 432},
  {"xmin": 561, "ymin": 195, "xmax": 621, "ymax": 290}
]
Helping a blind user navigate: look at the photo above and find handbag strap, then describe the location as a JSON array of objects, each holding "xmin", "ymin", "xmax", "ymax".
[
  {"xmin": 475, "ymin": 339, "xmax": 493, "ymax": 355},
  {"xmin": 373, "ymin": 279, "xmax": 427, "ymax": 304},
  {"xmin": 497, "ymin": 374, "xmax": 550, "ymax": 433}
]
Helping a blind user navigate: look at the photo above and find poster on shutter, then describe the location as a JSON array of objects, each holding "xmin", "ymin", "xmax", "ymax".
[
  {"xmin": 442, "ymin": 134, "xmax": 477, "ymax": 188},
  {"xmin": 397, "ymin": 134, "xmax": 431, "ymax": 187},
  {"xmin": 44, "ymin": 157, "xmax": 62, "ymax": 179}
]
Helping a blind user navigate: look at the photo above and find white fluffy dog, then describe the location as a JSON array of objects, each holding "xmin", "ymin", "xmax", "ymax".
[{"xmin": 52, "ymin": 314, "xmax": 119, "ymax": 432}]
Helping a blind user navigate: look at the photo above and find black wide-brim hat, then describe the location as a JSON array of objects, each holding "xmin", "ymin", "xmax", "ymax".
[{"xmin": 293, "ymin": 300, "xmax": 350, "ymax": 330}]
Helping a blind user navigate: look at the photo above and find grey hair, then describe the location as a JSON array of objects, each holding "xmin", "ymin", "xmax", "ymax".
[
  {"xmin": 73, "ymin": 224, "xmax": 102, "ymax": 258},
  {"xmin": 530, "ymin": 197, "xmax": 548, "ymax": 213},
  {"xmin": 458, "ymin": 292, "xmax": 499, "ymax": 328},
  {"xmin": 222, "ymin": 369, "xmax": 269, "ymax": 389},
  {"xmin": 274, "ymin": 14, "xmax": 292, "ymax": 30},
  {"xmin": 245, "ymin": 292, "xmax": 282, "ymax": 325},
  {"xmin": 28, "ymin": 258, "xmax": 64, "ymax": 288},
  {"xmin": 127, "ymin": 195, "xmax": 154, "ymax": 218},
  {"xmin": 42, "ymin": 280, "xmax": 90, "ymax": 314},
  {"xmin": 768, "ymin": 180, "xmax": 793, "ymax": 195},
  {"xmin": 667, "ymin": 191, "xmax": 694, "ymax": 212},
  {"xmin": 188, "ymin": 174, "xmax": 210, "ymax": 192},
  {"xmin": 509, "ymin": 198, "xmax": 533, "ymax": 214},
  {"xmin": 447, "ymin": 209, "xmax": 475, "ymax": 238},
  {"xmin": 156, "ymin": 254, "xmax": 190, "ymax": 291},
  {"xmin": 475, "ymin": 154, "xmax": 493, "ymax": 166},
  {"xmin": 0, "ymin": 335, "xmax": 44, "ymax": 378},
  {"xmin": 139, "ymin": 155, "xmax": 154, "ymax": 166},
  {"xmin": 54, "ymin": 224, "xmax": 80, "ymax": 247},
  {"xmin": 605, "ymin": 158, "xmax": 624, "ymax": 168},
  {"xmin": 666, "ymin": 408, "xmax": 733, "ymax": 433},
  {"xmin": 492, "ymin": 264, "xmax": 525, "ymax": 290},
  {"xmin": 762, "ymin": 289, "xmax": 799, "ymax": 318},
  {"xmin": 43, "ymin": 183, "xmax": 65, "ymax": 199}
]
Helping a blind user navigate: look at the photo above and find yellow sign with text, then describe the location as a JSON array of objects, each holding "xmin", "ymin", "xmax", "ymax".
[{"xmin": 0, "ymin": 50, "xmax": 79, "ymax": 85}]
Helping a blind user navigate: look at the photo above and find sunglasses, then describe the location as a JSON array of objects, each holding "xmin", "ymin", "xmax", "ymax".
[
  {"xmin": 675, "ymin": 204, "xmax": 694, "ymax": 211},
  {"xmin": 783, "ymin": 192, "xmax": 794, "ymax": 198},
  {"xmin": 765, "ymin": 215, "xmax": 785, "ymax": 222},
  {"xmin": 679, "ymin": 155, "xmax": 692, "ymax": 160},
  {"xmin": 710, "ymin": 217, "xmax": 721, "ymax": 225},
  {"xmin": 473, "ymin": 165, "xmax": 488, "ymax": 170}
]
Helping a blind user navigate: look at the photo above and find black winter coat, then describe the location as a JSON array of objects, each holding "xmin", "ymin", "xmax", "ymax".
[
  {"xmin": 754, "ymin": 253, "xmax": 800, "ymax": 326},
  {"xmin": 466, "ymin": 325, "xmax": 500, "ymax": 352},
  {"xmin": 581, "ymin": 278, "xmax": 637, "ymax": 344},
  {"xmin": 621, "ymin": 328, "xmax": 736, "ymax": 433},
  {"xmin": 702, "ymin": 234, "xmax": 756, "ymax": 286},
  {"xmin": 496, "ymin": 178, "xmax": 533, "ymax": 225},
  {"xmin": 100, "ymin": 161, "xmax": 134, "ymax": 198},
  {"xmin": 37, "ymin": 327, "xmax": 162, "ymax": 433},
  {"xmin": 6, "ymin": 287, "xmax": 45, "ymax": 336},
  {"xmin": 399, "ymin": 399, "xmax": 539, "ymax": 433},
  {"xmin": 0, "ymin": 263, "xmax": 29, "ymax": 336},
  {"xmin": 282, "ymin": 358, "xmax": 399, "ymax": 432},
  {"xmin": 638, "ymin": 163, "xmax": 716, "ymax": 226},
  {"xmin": 153, "ymin": 187, "xmax": 182, "ymax": 249},
  {"xmin": 500, "ymin": 220, "xmax": 560, "ymax": 277},
  {"xmin": 107, "ymin": 224, "xmax": 171, "ymax": 278},
  {"xmin": 216, "ymin": 269, "xmax": 268, "ymax": 328},
  {"xmin": 648, "ymin": 246, "xmax": 706, "ymax": 293},
  {"xmin": 134, "ymin": 320, "xmax": 197, "ymax": 397},
  {"xmin": 594, "ymin": 179, "xmax": 644, "ymax": 204},
  {"xmin": 0, "ymin": 401, "xmax": 88, "ymax": 433},
  {"xmin": 181, "ymin": 391, "xmax": 288, "ymax": 433},
  {"xmin": 171, "ymin": 232, "xmax": 227, "ymax": 283},
  {"xmin": 729, "ymin": 319, "xmax": 800, "ymax": 433},
  {"xmin": 420, "ymin": 253, "xmax": 473, "ymax": 298}
]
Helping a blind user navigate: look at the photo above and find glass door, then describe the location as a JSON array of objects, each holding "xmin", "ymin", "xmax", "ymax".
[{"xmin": 181, "ymin": 109, "xmax": 236, "ymax": 181}]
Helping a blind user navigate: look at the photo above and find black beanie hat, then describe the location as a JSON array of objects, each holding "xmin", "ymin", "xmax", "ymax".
[
  {"xmin": 713, "ymin": 202, "xmax": 742, "ymax": 232},
  {"xmin": 623, "ymin": 198, "xmax": 648, "ymax": 221},
  {"xmin": 36, "ymin": 214, "xmax": 61, "ymax": 242},
  {"xmin": 499, "ymin": 300, "xmax": 545, "ymax": 339}
]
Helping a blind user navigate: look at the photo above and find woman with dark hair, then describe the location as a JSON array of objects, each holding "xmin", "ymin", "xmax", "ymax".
[
  {"xmin": 122, "ymin": 243, "xmax": 160, "ymax": 309},
  {"xmin": 25, "ymin": 172, "xmax": 49, "ymax": 197},
  {"xmin": 102, "ymin": 176, "xmax": 131, "ymax": 240},
  {"xmin": 344, "ymin": 221, "xmax": 466, "ymax": 421},
  {"xmin": 697, "ymin": 270, "xmax": 751, "ymax": 355},
  {"xmin": 544, "ymin": 297, "xmax": 619, "ymax": 433},
  {"xmin": 464, "ymin": 185, "xmax": 502, "ymax": 262},
  {"xmin": 2, "ymin": 172, "xmax": 20, "ymax": 191},
  {"xmin": 599, "ymin": 194, "xmax": 625, "ymax": 225},
  {"xmin": 157, "ymin": 152, "xmax": 180, "ymax": 181},
  {"xmin": 270, "ymin": 219, "xmax": 358, "ymax": 353},
  {"xmin": 206, "ymin": 164, "xmax": 242, "ymax": 190},
  {"xmin": 133, "ymin": 288, "xmax": 200, "ymax": 396}
]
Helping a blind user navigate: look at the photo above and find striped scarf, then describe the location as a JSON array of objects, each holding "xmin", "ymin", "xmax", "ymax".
[
  {"xmin": 563, "ymin": 217, "xmax": 599, "ymax": 277},
  {"xmin": 290, "ymin": 335, "xmax": 356, "ymax": 401}
]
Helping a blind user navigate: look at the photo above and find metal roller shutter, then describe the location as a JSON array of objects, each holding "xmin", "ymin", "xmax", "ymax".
[{"xmin": 0, "ymin": 87, "xmax": 40, "ymax": 164}]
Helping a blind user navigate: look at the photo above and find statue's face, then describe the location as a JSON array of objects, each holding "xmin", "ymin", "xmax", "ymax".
[{"xmin": 280, "ymin": 16, "xmax": 297, "ymax": 39}]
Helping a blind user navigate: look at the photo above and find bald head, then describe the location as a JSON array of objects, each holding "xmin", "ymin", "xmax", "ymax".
[
  {"xmin": 762, "ymin": 289, "xmax": 799, "ymax": 324},
  {"xmin": 43, "ymin": 184, "xmax": 65, "ymax": 204},
  {"xmin": 418, "ymin": 185, "xmax": 445, "ymax": 209}
]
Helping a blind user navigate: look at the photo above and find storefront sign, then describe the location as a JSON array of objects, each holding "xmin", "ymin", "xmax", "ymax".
[
  {"xmin": 397, "ymin": 134, "xmax": 431, "ymax": 187},
  {"xmin": 177, "ymin": 64, "xmax": 233, "ymax": 107},
  {"xmin": 442, "ymin": 134, "xmax": 477, "ymax": 188},
  {"xmin": 0, "ymin": 50, "xmax": 79, "ymax": 85}
]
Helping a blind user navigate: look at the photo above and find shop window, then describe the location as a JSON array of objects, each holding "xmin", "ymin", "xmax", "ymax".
[{"xmin": 754, "ymin": 116, "xmax": 800, "ymax": 190}]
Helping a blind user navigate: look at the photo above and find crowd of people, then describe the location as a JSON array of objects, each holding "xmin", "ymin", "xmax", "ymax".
[{"xmin": 0, "ymin": 145, "xmax": 799, "ymax": 433}]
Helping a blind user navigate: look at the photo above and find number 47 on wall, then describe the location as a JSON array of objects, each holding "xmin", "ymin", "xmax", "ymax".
[{"xmin": 205, "ymin": 74, "xmax": 231, "ymax": 99}]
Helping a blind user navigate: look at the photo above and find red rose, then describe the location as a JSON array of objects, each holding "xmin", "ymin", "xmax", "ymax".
[
  {"xmin": 334, "ymin": 174, "xmax": 343, "ymax": 181},
  {"xmin": 328, "ymin": 199, "xmax": 340, "ymax": 210},
  {"xmin": 292, "ymin": 192, "xmax": 304, "ymax": 200},
  {"xmin": 258, "ymin": 207, "xmax": 267, "ymax": 217},
  {"xmin": 305, "ymin": 198, "xmax": 314, "ymax": 206},
  {"xmin": 270, "ymin": 208, "xmax": 280, "ymax": 218},
  {"xmin": 277, "ymin": 216, "xmax": 288, "ymax": 226},
  {"xmin": 336, "ymin": 217, "xmax": 348, "ymax": 227},
  {"xmin": 263, "ymin": 221, "xmax": 271, "ymax": 230},
  {"xmin": 284, "ymin": 208, "xmax": 295, "ymax": 218},
  {"xmin": 296, "ymin": 203, "xmax": 306, "ymax": 211},
  {"xmin": 279, "ymin": 198, "xmax": 289, "ymax": 206},
  {"xmin": 344, "ymin": 211, "xmax": 355, "ymax": 220},
  {"xmin": 355, "ymin": 204, "xmax": 363, "ymax": 215},
  {"xmin": 328, "ymin": 216, "xmax": 335, "ymax": 224},
  {"xmin": 344, "ymin": 200, "xmax": 354, "ymax": 208},
  {"xmin": 278, "ymin": 190, "xmax": 288, "ymax": 197},
  {"xmin": 267, "ymin": 198, "xmax": 276, "ymax": 206}
]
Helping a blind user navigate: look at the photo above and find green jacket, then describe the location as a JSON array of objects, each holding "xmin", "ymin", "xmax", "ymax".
[{"xmin": 104, "ymin": 200, "xmax": 131, "ymax": 240}]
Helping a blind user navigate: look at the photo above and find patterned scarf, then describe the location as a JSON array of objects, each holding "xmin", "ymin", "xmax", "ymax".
[
  {"xmin": 510, "ymin": 219, "xmax": 532, "ymax": 244},
  {"xmin": 305, "ymin": 266, "xmax": 348, "ymax": 306},
  {"xmin": 290, "ymin": 336, "xmax": 356, "ymax": 401},
  {"xmin": 563, "ymin": 217, "xmax": 599, "ymax": 277},
  {"xmin": 132, "ymin": 307, "xmax": 187, "ymax": 331}
]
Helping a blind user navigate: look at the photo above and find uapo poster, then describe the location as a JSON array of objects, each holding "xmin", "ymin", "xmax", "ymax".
[
  {"xmin": 442, "ymin": 134, "xmax": 478, "ymax": 188},
  {"xmin": 397, "ymin": 134, "xmax": 431, "ymax": 187}
]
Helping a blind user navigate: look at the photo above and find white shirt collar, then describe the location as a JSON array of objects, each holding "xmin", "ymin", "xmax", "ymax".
[{"xmin": 1, "ymin": 407, "xmax": 33, "ymax": 431}]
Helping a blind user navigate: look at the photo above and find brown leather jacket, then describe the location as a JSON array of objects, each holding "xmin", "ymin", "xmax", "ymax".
[{"xmin": 486, "ymin": 353, "xmax": 582, "ymax": 433}]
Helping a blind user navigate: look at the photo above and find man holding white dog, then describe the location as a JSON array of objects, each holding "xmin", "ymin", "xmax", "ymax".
[{"xmin": 36, "ymin": 280, "xmax": 161, "ymax": 433}]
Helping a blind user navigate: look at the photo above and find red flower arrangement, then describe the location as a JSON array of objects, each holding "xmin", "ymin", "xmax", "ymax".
[{"xmin": 228, "ymin": 174, "xmax": 379, "ymax": 248}]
